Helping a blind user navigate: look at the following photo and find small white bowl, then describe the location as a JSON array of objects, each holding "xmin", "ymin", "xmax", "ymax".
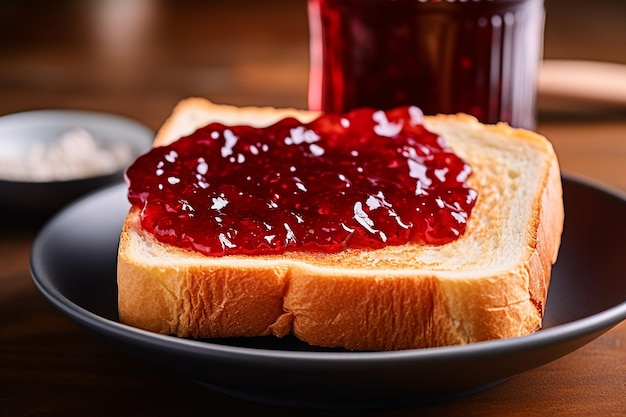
[{"xmin": 0, "ymin": 109, "xmax": 153, "ymax": 216}]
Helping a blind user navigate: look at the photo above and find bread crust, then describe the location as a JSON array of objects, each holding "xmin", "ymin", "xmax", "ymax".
[{"xmin": 117, "ymin": 98, "xmax": 564, "ymax": 351}]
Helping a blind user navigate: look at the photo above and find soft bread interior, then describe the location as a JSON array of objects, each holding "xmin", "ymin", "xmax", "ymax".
[{"xmin": 118, "ymin": 97, "xmax": 564, "ymax": 350}]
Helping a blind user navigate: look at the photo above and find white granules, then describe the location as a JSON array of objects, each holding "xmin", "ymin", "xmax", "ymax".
[{"xmin": 0, "ymin": 128, "xmax": 133, "ymax": 182}]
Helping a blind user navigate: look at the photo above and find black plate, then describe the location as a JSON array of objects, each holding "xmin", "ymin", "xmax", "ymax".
[{"xmin": 30, "ymin": 176, "xmax": 626, "ymax": 410}]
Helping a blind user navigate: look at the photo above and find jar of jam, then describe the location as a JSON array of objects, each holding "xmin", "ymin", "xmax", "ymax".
[{"xmin": 307, "ymin": 0, "xmax": 545, "ymax": 130}]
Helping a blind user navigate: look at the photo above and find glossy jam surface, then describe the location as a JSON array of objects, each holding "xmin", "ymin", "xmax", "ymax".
[{"xmin": 126, "ymin": 107, "xmax": 477, "ymax": 256}]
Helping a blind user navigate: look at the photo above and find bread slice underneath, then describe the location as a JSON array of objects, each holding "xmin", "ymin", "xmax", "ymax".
[{"xmin": 117, "ymin": 97, "xmax": 564, "ymax": 351}]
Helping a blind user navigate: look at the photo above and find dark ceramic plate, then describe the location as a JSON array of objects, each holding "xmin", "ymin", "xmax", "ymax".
[{"xmin": 30, "ymin": 176, "xmax": 626, "ymax": 410}]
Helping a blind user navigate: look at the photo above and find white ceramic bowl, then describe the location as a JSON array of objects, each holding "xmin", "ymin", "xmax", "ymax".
[{"xmin": 0, "ymin": 109, "xmax": 153, "ymax": 216}]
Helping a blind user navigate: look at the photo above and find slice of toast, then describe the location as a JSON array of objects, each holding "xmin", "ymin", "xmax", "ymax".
[{"xmin": 117, "ymin": 97, "xmax": 563, "ymax": 351}]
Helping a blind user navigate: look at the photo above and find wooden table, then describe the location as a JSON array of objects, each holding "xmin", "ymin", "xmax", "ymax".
[{"xmin": 1, "ymin": 1, "xmax": 625, "ymax": 416}]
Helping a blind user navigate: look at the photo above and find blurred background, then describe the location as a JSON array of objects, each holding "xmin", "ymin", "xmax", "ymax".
[{"xmin": 2, "ymin": 0, "xmax": 626, "ymax": 126}]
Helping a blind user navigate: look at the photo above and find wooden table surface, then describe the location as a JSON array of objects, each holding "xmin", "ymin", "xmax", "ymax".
[{"xmin": 1, "ymin": 1, "xmax": 625, "ymax": 416}]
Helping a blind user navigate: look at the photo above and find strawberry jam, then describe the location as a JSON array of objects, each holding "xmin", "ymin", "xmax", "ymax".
[{"xmin": 126, "ymin": 106, "xmax": 477, "ymax": 256}]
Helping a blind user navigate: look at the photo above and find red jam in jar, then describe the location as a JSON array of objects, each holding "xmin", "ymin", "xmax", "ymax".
[
  {"xmin": 126, "ymin": 106, "xmax": 477, "ymax": 256},
  {"xmin": 308, "ymin": 0, "xmax": 545, "ymax": 130}
]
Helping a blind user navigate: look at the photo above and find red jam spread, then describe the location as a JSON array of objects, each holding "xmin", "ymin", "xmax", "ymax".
[{"xmin": 126, "ymin": 106, "xmax": 477, "ymax": 256}]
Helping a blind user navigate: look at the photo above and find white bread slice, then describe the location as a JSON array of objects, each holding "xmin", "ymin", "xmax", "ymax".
[{"xmin": 117, "ymin": 97, "xmax": 564, "ymax": 351}]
